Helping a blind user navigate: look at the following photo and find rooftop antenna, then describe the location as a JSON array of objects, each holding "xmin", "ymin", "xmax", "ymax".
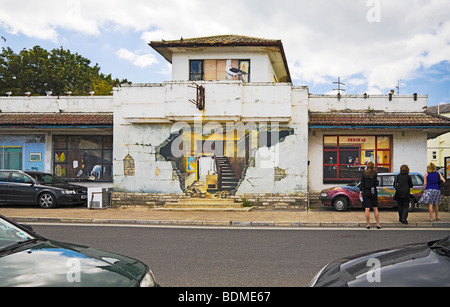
[
  {"xmin": 395, "ymin": 80, "xmax": 400, "ymax": 95},
  {"xmin": 333, "ymin": 77, "xmax": 346, "ymax": 99}
]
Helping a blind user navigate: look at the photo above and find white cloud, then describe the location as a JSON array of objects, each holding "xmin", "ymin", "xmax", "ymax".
[
  {"xmin": 0, "ymin": 0, "xmax": 449, "ymax": 92},
  {"xmin": 116, "ymin": 48, "xmax": 158, "ymax": 68}
]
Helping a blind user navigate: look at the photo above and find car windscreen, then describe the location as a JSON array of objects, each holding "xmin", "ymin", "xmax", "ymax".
[
  {"xmin": 28, "ymin": 173, "xmax": 65, "ymax": 184},
  {"xmin": 0, "ymin": 218, "xmax": 35, "ymax": 252}
]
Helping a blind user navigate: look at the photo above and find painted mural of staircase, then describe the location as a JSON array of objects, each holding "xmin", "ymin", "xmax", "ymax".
[
  {"xmin": 155, "ymin": 156, "xmax": 248, "ymax": 211},
  {"xmin": 215, "ymin": 156, "xmax": 239, "ymax": 192}
]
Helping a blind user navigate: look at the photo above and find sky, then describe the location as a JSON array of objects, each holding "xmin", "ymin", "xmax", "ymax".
[{"xmin": 0, "ymin": 0, "xmax": 449, "ymax": 106}]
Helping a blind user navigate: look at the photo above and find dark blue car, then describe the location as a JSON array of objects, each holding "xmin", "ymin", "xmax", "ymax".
[{"xmin": 0, "ymin": 170, "xmax": 87, "ymax": 208}]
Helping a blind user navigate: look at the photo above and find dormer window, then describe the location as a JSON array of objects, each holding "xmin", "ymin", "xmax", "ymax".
[{"xmin": 150, "ymin": 35, "xmax": 291, "ymax": 83}]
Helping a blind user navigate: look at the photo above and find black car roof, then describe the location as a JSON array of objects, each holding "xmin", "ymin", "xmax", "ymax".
[
  {"xmin": 0, "ymin": 170, "xmax": 53, "ymax": 176},
  {"xmin": 22, "ymin": 171, "xmax": 50, "ymax": 175}
]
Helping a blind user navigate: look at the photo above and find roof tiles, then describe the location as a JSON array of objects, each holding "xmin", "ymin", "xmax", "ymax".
[
  {"xmin": 0, "ymin": 113, "xmax": 113, "ymax": 126},
  {"xmin": 309, "ymin": 111, "xmax": 450, "ymax": 127},
  {"xmin": 150, "ymin": 34, "xmax": 281, "ymax": 47}
]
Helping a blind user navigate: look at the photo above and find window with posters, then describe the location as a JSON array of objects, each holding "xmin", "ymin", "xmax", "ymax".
[
  {"xmin": 53, "ymin": 135, "xmax": 112, "ymax": 181},
  {"xmin": 323, "ymin": 135, "xmax": 392, "ymax": 183}
]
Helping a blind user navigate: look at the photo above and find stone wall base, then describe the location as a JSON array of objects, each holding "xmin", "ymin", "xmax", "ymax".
[
  {"xmin": 231, "ymin": 193, "xmax": 308, "ymax": 209},
  {"xmin": 112, "ymin": 192, "xmax": 309, "ymax": 209},
  {"xmin": 111, "ymin": 192, "xmax": 188, "ymax": 207}
]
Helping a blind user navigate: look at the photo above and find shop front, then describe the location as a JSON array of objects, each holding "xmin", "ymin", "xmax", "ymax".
[
  {"xmin": 0, "ymin": 110, "xmax": 113, "ymax": 190},
  {"xmin": 53, "ymin": 135, "xmax": 113, "ymax": 182},
  {"xmin": 0, "ymin": 135, "xmax": 45, "ymax": 171},
  {"xmin": 308, "ymin": 104, "xmax": 450, "ymax": 194},
  {"xmin": 323, "ymin": 135, "xmax": 392, "ymax": 184}
]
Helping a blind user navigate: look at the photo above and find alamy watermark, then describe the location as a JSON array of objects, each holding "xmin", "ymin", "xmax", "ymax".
[
  {"xmin": 366, "ymin": 257, "xmax": 381, "ymax": 283},
  {"xmin": 169, "ymin": 118, "xmax": 282, "ymax": 167},
  {"xmin": 66, "ymin": 258, "xmax": 81, "ymax": 283},
  {"xmin": 367, "ymin": 0, "xmax": 381, "ymax": 23}
]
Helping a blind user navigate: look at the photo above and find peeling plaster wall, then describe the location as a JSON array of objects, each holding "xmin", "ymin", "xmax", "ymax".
[
  {"xmin": 0, "ymin": 96, "xmax": 114, "ymax": 113},
  {"xmin": 237, "ymin": 133, "xmax": 308, "ymax": 194},
  {"xmin": 113, "ymin": 121, "xmax": 183, "ymax": 194},
  {"xmin": 237, "ymin": 87, "xmax": 309, "ymax": 194},
  {"xmin": 308, "ymin": 94, "xmax": 427, "ymax": 112},
  {"xmin": 113, "ymin": 83, "xmax": 309, "ymax": 195}
]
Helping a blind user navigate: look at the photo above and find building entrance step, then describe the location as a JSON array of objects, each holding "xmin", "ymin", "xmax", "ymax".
[{"xmin": 156, "ymin": 198, "xmax": 254, "ymax": 211}]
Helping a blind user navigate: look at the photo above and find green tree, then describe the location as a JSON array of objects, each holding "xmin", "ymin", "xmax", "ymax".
[{"xmin": 0, "ymin": 46, "xmax": 130, "ymax": 96}]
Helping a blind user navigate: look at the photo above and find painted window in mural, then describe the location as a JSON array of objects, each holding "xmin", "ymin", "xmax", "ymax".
[
  {"xmin": 189, "ymin": 59, "xmax": 250, "ymax": 82},
  {"xmin": 323, "ymin": 135, "xmax": 392, "ymax": 183},
  {"xmin": 53, "ymin": 135, "xmax": 113, "ymax": 181}
]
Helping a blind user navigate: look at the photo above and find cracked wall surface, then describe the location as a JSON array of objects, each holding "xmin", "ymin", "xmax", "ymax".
[
  {"xmin": 113, "ymin": 124, "xmax": 184, "ymax": 193},
  {"xmin": 112, "ymin": 84, "xmax": 309, "ymax": 196}
]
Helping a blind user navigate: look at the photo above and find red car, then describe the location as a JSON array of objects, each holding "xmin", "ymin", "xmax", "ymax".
[{"xmin": 319, "ymin": 172, "xmax": 424, "ymax": 211}]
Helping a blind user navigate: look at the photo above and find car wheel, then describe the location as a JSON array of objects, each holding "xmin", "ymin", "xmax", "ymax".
[
  {"xmin": 333, "ymin": 196, "xmax": 349, "ymax": 212},
  {"xmin": 408, "ymin": 199, "xmax": 415, "ymax": 212},
  {"xmin": 38, "ymin": 192, "xmax": 56, "ymax": 208}
]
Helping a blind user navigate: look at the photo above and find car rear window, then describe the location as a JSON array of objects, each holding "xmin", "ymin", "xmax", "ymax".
[
  {"xmin": 380, "ymin": 175, "xmax": 395, "ymax": 187},
  {"xmin": 411, "ymin": 175, "xmax": 424, "ymax": 186}
]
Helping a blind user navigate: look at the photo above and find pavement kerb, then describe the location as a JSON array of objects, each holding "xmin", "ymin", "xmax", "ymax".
[
  {"xmin": 6, "ymin": 216, "xmax": 450, "ymax": 228},
  {"xmin": 2, "ymin": 206, "xmax": 450, "ymax": 228}
]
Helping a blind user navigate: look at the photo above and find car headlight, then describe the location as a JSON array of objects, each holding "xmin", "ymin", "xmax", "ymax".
[
  {"xmin": 320, "ymin": 192, "xmax": 328, "ymax": 198},
  {"xmin": 61, "ymin": 189, "xmax": 77, "ymax": 195},
  {"xmin": 140, "ymin": 270, "xmax": 158, "ymax": 287}
]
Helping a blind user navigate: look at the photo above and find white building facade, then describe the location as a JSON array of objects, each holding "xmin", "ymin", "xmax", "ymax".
[{"xmin": 2, "ymin": 35, "xmax": 450, "ymax": 208}]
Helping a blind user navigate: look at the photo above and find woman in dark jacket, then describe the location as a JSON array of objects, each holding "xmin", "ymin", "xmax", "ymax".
[
  {"xmin": 393, "ymin": 164, "xmax": 413, "ymax": 224},
  {"xmin": 359, "ymin": 162, "xmax": 381, "ymax": 229}
]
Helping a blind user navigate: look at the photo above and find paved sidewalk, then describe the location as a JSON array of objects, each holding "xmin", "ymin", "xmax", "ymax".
[{"xmin": 1, "ymin": 205, "xmax": 450, "ymax": 228}]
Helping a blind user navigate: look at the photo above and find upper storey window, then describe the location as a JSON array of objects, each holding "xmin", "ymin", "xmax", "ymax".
[
  {"xmin": 189, "ymin": 59, "xmax": 250, "ymax": 82},
  {"xmin": 189, "ymin": 60, "xmax": 204, "ymax": 81}
]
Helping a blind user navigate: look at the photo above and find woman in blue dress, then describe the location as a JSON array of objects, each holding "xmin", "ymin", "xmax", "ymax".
[{"xmin": 419, "ymin": 163, "xmax": 445, "ymax": 222}]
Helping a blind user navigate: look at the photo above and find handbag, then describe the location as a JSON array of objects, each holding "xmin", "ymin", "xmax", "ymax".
[
  {"xmin": 393, "ymin": 190, "xmax": 399, "ymax": 201},
  {"xmin": 439, "ymin": 177, "xmax": 445, "ymax": 196},
  {"xmin": 393, "ymin": 175, "xmax": 399, "ymax": 201}
]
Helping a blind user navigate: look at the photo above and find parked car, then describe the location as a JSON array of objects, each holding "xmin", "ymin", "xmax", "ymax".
[
  {"xmin": 0, "ymin": 214, "xmax": 159, "ymax": 287},
  {"xmin": 0, "ymin": 170, "xmax": 87, "ymax": 208},
  {"xmin": 319, "ymin": 172, "xmax": 424, "ymax": 212},
  {"xmin": 308, "ymin": 236, "xmax": 450, "ymax": 287}
]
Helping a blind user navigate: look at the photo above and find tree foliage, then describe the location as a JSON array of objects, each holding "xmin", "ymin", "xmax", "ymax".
[{"xmin": 0, "ymin": 46, "xmax": 130, "ymax": 96}]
